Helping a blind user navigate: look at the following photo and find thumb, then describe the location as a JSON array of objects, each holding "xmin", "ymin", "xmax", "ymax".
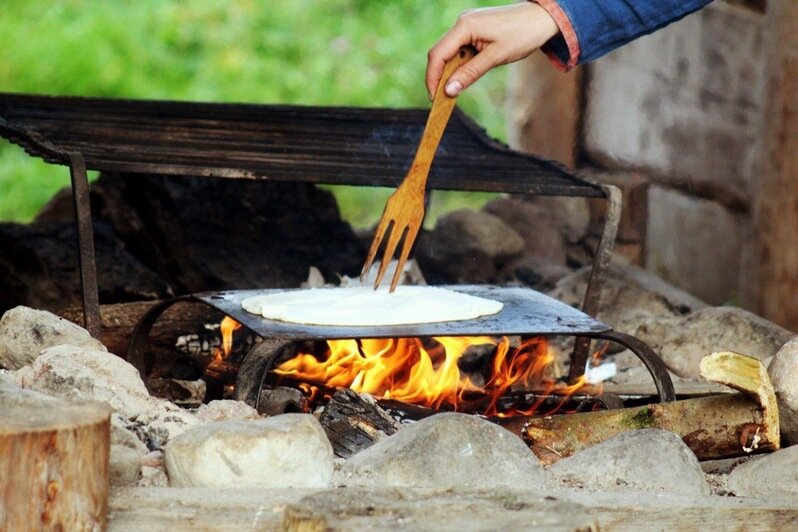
[{"xmin": 444, "ymin": 47, "xmax": 499, "ymax": 96}]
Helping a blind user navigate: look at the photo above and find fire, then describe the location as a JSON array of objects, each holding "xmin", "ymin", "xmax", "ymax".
[
  {"xmin": 274, "ymin": 335, "xmax": 585, "ymax": 416},
  {"xmin": 212, "ymin": 316, "xmax": 242, "ymax": 363}
]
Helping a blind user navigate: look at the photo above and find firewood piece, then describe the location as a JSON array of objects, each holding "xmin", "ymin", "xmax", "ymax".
[
  {"xmin": 61, "ymin": 300, "xmax": 223, "ymax": 364},
  {"xmin": 148, "ymin": 377, "xmax": 207, "ymax": 407},
  {"xmin": 319, "ymin": 389, "xmax": 400, "ymax": 458},
  {"xmin": 699, "ymin": 350, "xmax": 780, "ymax": 448},
  {"xmin": 501, "ymin": 352, "xmax": 779, "ymax": 465},
  {"xmin": 0, "ymin": 383, "xmax": 111, "ymax": 530}
]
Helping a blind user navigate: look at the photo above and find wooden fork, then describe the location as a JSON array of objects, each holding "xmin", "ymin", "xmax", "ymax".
[{"xmin": 361, "ymin": 46, "xmax": 476, "ymax": 292}]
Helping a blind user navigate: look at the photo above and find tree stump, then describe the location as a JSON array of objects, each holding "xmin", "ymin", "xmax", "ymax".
[{"xmin": 0, "ymin": 383, "xmax": 111, "ymax": 530}]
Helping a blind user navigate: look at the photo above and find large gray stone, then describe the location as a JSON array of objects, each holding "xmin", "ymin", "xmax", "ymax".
[
  {"xmin": 335, "ymin": 412, "xmax": 546, "ymax": 490},
  {"xmin": 548, "ymin": 429, "xmax": 709, "ymax": 496},
  {"xmin": 13, "ymin": 344, "xmax": 159, "ymax": 418},
  {"xmin": 636, "ymin": 306, "xmax": 792, "ymax": 378},
  {"xmin": 415, "ymin": 208, "xmax": 524, "ymax": 284},
  {"xmin": 435, "ymin": 208, "xmax": 525, "ymax": 261},
  {"xmin": 483, "ymin": 197, "xmax": 568, "ymax": 264},
  {"xmin": 550, "ymin": 263, "xmax": 706, "ymax": 336},
  {"xmin": 195, "ymin": 399, "xmax": 260, "ymax": 423},
  {"xmin": 644, "ymin": 186, "xmax": 746, "ymax": 305},
  {"xmin": 768, "ymin": 337, "xmax": 798, "ymax": 445},
  {"xmin": 0, "ymin": 306, "xmax": 106, "ymax": 370},
  {"xmin": 727, "ymin": 447, "xmax": 798, "ymax": 499},
  {"xmin": 165, "ymin": 414, "xmax": 333, "ymax": 488}
]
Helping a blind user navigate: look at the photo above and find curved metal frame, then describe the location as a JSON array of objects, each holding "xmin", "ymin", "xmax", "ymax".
[{"xmin": 127, "ymin": 295, "xmax": 675, "ymax": 404}]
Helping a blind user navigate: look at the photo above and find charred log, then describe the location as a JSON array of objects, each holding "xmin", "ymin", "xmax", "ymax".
[
  {"xmin": 319, "ymin": 389, "xmax": 400, "ymax": 458},
  {"xmin": 0, "ymin": 220, "xmax": 172, "ymax": 314}
]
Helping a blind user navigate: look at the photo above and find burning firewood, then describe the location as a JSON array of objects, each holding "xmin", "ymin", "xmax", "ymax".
[
  {"xmin": 319, "ymin": 389, "xmax": 400, "ymax": 458},
  {"xmin": 501, "ymin": 352, "xmax": 780, "ymax": 465}
]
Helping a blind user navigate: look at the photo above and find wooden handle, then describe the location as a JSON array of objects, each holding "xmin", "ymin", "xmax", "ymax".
[{"xmin": 408, "ymin": 46, "xmax": 476, "ymax": 182}]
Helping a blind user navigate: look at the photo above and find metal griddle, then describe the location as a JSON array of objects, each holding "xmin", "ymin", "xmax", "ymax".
[
  {"xmin": 193, "ymin": 285, "xmax": 611, "ymax": 340},
  {"xmin": 126, "ymin": 285, "xmax": 675, "ymax": 402}
]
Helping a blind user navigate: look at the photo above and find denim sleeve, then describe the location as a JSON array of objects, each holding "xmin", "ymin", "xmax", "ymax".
[{"xmin": 535, "ymin": 0, "xmax": 714, "ymax": 71}]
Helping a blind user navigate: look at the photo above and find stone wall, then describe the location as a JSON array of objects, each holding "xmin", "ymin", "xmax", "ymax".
[{"xmin": 508, "ymin": 0, "xmax": 767, "ymax": 305}]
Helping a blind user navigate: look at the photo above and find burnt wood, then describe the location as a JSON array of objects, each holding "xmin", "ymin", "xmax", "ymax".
[{"xmin": 0, "ymin": 93, "xmax": 604, "ymax": 197}]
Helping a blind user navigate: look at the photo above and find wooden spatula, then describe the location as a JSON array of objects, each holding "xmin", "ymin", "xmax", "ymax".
[{"xmin": 361, "ymin": 46, "xmax": 476, "ymax": 292}]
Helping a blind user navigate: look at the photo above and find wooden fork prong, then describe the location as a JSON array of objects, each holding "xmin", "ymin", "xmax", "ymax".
[
  {"xmin": 373, "ymin": 222, "xmax": 406, "ymax": 290},
  {"xmin": 388, "ymin": 219, "xmax": 421, "ymax": 292},
  {"xmin": 361, "ymin": 217, "xmax": 392, "ymax": 281}
]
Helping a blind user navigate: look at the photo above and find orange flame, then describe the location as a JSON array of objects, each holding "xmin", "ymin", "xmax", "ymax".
[
  {"xmin": 274, "ymin": 335, "xmax": 586, "ymax": 416},
  {"xmin": 212, "ymin": 316, "xmax": 242, "ymax": 363}
]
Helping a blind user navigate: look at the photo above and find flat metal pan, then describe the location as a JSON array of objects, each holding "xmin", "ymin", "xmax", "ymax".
[{"xmin": 194, "ymin": 285, "xmax": 610, "ymax": 340}]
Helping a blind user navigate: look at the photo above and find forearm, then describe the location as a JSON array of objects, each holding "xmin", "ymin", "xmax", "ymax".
[{"xmin": 535, "ymin": 0, "xmax": 714, "ymax": 71}]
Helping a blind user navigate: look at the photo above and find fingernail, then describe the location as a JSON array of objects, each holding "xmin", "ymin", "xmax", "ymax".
[{"xmin": 445, "ymin": 80, "xmax": 462, "ymax": 97}]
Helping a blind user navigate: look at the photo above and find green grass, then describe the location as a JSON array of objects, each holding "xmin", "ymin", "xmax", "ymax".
[{"xmin": 0, "ymin": 0, "xmax": 508, "ymax": 226}]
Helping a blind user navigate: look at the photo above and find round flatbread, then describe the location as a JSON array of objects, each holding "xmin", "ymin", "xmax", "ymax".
[{"xmin": 240, "ymin": 286, "xmax": 503, "ymax": 326}]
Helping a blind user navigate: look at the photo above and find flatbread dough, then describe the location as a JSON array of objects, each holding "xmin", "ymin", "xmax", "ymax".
[{"xmin": 240, "ymin": 286, "xmax": 503, "ymax": 326}]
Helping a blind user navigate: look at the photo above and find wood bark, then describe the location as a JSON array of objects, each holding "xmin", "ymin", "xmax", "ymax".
[
  {"xmin": 0, "ymin": 384, "xmax": 111, "ymax": 530},
  {"xmin": 748, "ymin": 1, "xmax": 798, "ymax": 328},
  {"xmin": 500, "ymin": 352, "xmax": 779, "ymax": 464},
  {"xmin": 319, "ymin": 389, "xmax": 399, "ymax": 458},
  {"xmin": 61, "ymin": 299, "xmax": 223, "ymax": 367}
]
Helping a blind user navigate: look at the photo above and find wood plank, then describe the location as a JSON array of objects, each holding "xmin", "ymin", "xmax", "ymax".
[
  {"xmin": 748, "ymin": 1, "xmax": 798, "ymax": 328},
  {"xmin": 106, "ymin": 487, "xmax": 798, "ymax": 531}
]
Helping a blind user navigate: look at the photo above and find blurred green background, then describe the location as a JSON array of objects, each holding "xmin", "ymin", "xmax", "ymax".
[{"xmin": 0, "ymin": 0, "xmax": 509, "ymax": 226}]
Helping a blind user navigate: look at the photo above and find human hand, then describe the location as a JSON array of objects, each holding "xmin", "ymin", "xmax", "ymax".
[{"xmin": 426, "ymin": 2, "xmax": 559, "ymax": 98}]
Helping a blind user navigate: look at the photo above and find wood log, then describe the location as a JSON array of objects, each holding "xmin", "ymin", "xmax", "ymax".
[
  {"xmin": 748, "ymin": 0, "xmax": 798, "ymax": 328},
  {"xmin": 500, "ymin": 352, "xmax": 779, "ymax": 464},
  {"xmin": 0, "ymin": 382, "xmax": 111, "ymax": 530},
  {"xmin": 319, "ymin": 389, "xmax": 399, "ymax": 458},
  {"xmin": 61, "ymin": 299, "xmax": 223, "ymax": 361}
]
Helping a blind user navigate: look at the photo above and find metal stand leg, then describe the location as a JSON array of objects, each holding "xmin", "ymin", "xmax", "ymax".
[
  {"xmin": 569, "ymin": 184, "xmax": 622, "ymax": 383},
  {"xmin": 580, "ymin": 330, "xmax": 676, "ymax": 402},
  {"xmin": 67, "ymin": 152, "xmax": 101, "ymax": 337}
]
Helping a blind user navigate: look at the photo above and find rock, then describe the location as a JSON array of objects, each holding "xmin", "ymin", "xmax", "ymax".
[
  {"xmin": 13, "ymin": 345, "xmax": 158, "ymax": 418},
  {"xmin": 335, "ymin": 412, "xmax": 546, "ymax": 490},
  {"xmin": 483, "ymin": 197, "xmax": 568, "ymax": 263},
  {"xmin": 547, "ymin": 429, "xmax": 709, "ymax": 497},
  {"xmin": 415, "ymin": 208, "xmax": 524, "ymax": 284},
  {"xmin": 415, "ymin": 235, "xmax": 495, "ymax": 284},
  {"xmin": 138, "ymin": 451, "xmax": 169, "ymax": 487},
  {"xmin": 164, "ymin": 414, "xmax": 333, "ymax": 488},
  {"xmin": 550, "ymin": 263, "xmax": 706, "ymax": 336},
  {"xmin": 768, "ymin": 337, "xmax": 798, "ymax": 445},
  {"xmin": 195, "ymin": 399, "xmax": 260, "ymax": 423},
  {"xmin": 134, "ymin": 409, "xmax": 200, "ymax": 451},
  {"xmin": 110, "ymin": 444, "xmax": 144, "ymax": 487},
  {"xmin": 645, "ymin": 185, "xmax": 746, "ymax": 305},
  {"xmin": 0, "ymin": 306, "xmax": 106, "ymax": 370},
  {"xmin": 439, "ymin": 208, "xmax": 526, "ymax": 261},
  {"xmin": 496, "ymin": 255, "xmax": 572, "ymax": 292},
  {"xmin": 727, "ymin": 447, "xmax": 798, "ymax": 499},
  {"xmin": 111, "ymin": 413, "xmax": 149, "ymax": 454},
  {"xmin": 636, "ymin": 307, "xmax": 792, "ymax": 378}
]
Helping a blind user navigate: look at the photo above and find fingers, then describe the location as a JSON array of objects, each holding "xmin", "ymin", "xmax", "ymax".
[
  {"xmin": 426, "ymin": 16, "xmax": 473, "ymax": 99},
  {"xmin": 443, "ymin": 47, "xmax": 499, "ymax": 96}
]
